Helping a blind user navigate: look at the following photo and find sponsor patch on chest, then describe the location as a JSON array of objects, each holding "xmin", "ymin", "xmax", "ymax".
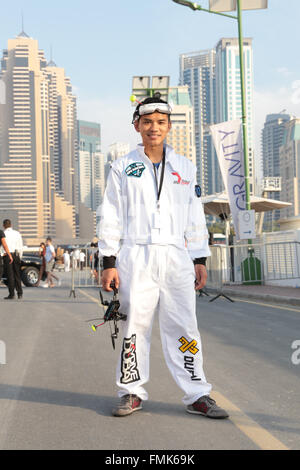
[
  {"xmin": 172, "ymin": 171, "xmax": 190, "ymax": 185},
  {"xmin": 125, "ymin": 162, "xmax": 145, "ymax": 178}
]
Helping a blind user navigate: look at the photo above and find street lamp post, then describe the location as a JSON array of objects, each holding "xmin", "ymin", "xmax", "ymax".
[
  {"xmin": 236, "ymin": 0, "xmax": 250, "ymax": 212},
  {"xmin": 172, "ymin": 0, "xmax": 268, "ymax": 230}
]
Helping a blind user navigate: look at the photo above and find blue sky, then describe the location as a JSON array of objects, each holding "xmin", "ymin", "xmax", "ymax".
[{"xmin": 1, "ymin": 0, "xmax": 300, "ymax": 156}]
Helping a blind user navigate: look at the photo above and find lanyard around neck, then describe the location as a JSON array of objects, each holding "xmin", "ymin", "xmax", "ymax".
[{"xmin": 153, "ymin": 149, "xmax": 166, "ymax": 204}]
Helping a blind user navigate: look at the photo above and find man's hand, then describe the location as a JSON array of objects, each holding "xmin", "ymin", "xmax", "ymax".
[
  {"xmin": 194, "ymin": 264, "xmax": 207, "ymax": 291},
  {"xmin": 101, "ymin": 268, "xmax": 120, "ymax": 292}
]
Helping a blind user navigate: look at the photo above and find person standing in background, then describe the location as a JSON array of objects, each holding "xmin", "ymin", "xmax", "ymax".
[
  {"xmin": 74, "ymin": 248, "xmax": 80, "ymax": 270},
  {"xmin": 44, "ymin": 237, "xmax": 61, "ymax": 288},
  {"xmin": 36, "ymin": 242, "xmax": 46, "ymax": 287},
  {"xmin": 3, "ymin": 219, "xmax": 23, "ymax": 300},
  {"xmin": 63, "ymin": 250, "xmax": 70, "ymax": 272},
  {"xmin": 79, "ymin": 250, "xmax": 86, "ymax": 271},
  {"xmin": 0, "ymin": 229, "xmax": 13, "ymax": 285},
  {"xmin": 93, "ymin": 249, "xmax": 100, "ymax": 285}
]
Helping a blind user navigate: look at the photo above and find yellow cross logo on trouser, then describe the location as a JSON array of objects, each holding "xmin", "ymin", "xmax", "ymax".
[{"xmin": 178, "ymin": 337, "xmax": 199, "ymax": 355}]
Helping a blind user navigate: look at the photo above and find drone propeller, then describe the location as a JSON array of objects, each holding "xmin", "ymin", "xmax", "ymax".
[{"xmin": 91, "ymin": 321, "xmax": 105, "ymax": 332}]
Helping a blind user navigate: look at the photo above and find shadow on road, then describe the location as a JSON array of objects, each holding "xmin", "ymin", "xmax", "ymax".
[
  {"xmin": 0, "ymin": 384, "xmax": 191, "ymax": 418},
  {"xmin": 0, "ymin": 384, "xmax": 112, "ymax": 416}
]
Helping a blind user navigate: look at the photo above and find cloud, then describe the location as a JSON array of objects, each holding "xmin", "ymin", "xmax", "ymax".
[{"xmin": 276, "ymin": 67, "xmax": 293, "ymax": 78}]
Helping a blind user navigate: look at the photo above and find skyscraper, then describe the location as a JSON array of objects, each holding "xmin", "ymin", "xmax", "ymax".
[
  {"xmin": 215, "ymin": 38, "xmax": 255, "ymax": 194},
  {"xmin": 105, "ymin": 142, "xmax": 130, "ymax": 183},
  {"xmin": 179, "ymin": 50, "xmax": 219, "ymax": 194},
  {"xmin": 107, "ymin": 142, "xmax": 130, "ymax": 162},
  {"xmin": 166, "ymin": 85, "xmax": 196, "ymax": 166},
  {"xmin": 46, "ymin": 61, "xmax": 78, "ymax": 207},
  {"xmin": 77, "ymin": 120, "xmax": 105, "ymax": 212},
  {"xmin": 279, "ymin": 118, "xmax": 300, "ymax": 219},
  {"xmin": 0, "ymin": 31, "xmax": 79, "ymax": 243},
  {"xmin": 180, "ymin": 39, "xmax": 255, "ymax": 197},
  {"xmin": 262, "ymin": 113, "xmax": 292, "ymax": 225}
]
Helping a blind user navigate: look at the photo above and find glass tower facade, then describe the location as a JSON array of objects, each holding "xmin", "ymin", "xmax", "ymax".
[
  {"xmin": 180, "ymin": 39, "xmax": 255, "ymax": 197},
  {"xmin": 215, "ymin": 38, "xmax": 255, "ymax": 194},
  {"xmin": 179, "ymin": 50, "xmax": 221, "ymax": 194},
  {"xmin": 262, "ymin": 113, "xmax": 292, "ymax": 225},
  {"xmin": 77, "ymin": 120, "xmax": 104, "ymax": 212}
]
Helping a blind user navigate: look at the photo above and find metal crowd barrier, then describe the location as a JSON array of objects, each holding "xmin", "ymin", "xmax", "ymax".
[
  {"xmin": 205, "ymin": 245, "xmax": 234, "ymax": 302},
  {"xmin": 69, "ymin": 246, "xmax": 101, "ymax": 298},
  {"xmin": 205, "ymin": 241, "xmax": 300, "ymax": 298},
  {"xmin": 68, "ymin": 241, "xmax": 300, "ymax": 299},
  {"xmin": 264, "ymin": 241, "xmax": 300, "ymax": 281},
  {"xmin": 229, "ymin": 243, "xmax": 264, "ymax": 285}
]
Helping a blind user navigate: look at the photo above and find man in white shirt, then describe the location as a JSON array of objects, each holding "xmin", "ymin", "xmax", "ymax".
[
  {"xmin": 79, "ymin": 251, "xmax": 86, "ymax": 271},
  {"xmin": 74, "ymin": 248, "xmax": 80, "ymax": 270},
  {"xmin": 63, "ymin": 250, "xmax": 70, "ymax": 272},
  {"xmin": 3, "ymin": 219, "xmax": 23, "ymax": 300}
]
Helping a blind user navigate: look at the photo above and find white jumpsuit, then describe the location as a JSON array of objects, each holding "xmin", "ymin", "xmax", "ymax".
[{"xmin": 97, "ymin": 144, "xmax": 212, "ymax": 405}]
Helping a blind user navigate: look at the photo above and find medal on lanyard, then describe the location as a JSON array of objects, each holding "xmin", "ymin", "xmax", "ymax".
[{"xmin": 153, "ymin": 150, "xmax": 165, "ymax": 229}]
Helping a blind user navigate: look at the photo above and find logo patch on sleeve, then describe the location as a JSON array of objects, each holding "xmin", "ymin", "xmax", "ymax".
[
  {"xmin": 195, "ymin": 185, "xmax": 202, "ymax": 198},
  {"xmin": 125, "ymin": 162, "xmax": 145, "ymax": 178}
]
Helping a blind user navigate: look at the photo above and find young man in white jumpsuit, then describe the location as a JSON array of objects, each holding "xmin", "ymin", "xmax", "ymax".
[{"xmin": 98, "ymin": 95, "xmax": 229, "ymax": 419}]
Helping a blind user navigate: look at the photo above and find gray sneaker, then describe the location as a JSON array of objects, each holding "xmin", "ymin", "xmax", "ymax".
[
  {"xmin": 112, "ymin": 394, "xmax": 143, "ymax": 417},
  {"xmin": 187, "ymin": 395, "xmax": 229, "ymax": 419}
]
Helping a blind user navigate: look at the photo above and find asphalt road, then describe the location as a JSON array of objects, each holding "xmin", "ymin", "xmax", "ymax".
[{"xmin": 0, "ymin": 276, "xmax": 299, "ymax": 451}]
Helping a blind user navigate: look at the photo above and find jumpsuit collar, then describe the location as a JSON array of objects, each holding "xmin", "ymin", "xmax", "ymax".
[{"xmin": 136, "ymin": 143, "xmax": 177, "ymax": 171}]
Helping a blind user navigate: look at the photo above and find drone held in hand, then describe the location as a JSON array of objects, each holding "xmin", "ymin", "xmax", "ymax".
[{"xmin": 91, "ymin": 284, "xmax": 127, "ymax": 350}]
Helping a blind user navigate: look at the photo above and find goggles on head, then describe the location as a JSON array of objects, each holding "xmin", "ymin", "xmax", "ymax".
[{"xmin": 133, "ymin": 102, "xmax": 172, "ymax": 123}]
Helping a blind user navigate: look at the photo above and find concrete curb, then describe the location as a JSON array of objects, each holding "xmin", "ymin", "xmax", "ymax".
[{"xmin": 204, "ymin": 288, "xmax": 300, "ymax": 308}]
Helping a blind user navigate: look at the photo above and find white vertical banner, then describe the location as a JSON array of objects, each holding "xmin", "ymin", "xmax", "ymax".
[{"xmin": 210, "ymin": 120, "xmax": 246, "ymax": 239}]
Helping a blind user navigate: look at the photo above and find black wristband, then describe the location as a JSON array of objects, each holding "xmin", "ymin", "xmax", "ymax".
[
  {"xmin": 193, "ymin": 257, "xmax": 206, "ymax": 266},
  {"xmin": 102, "ymin": 256, "xmax": 116, "ymax": 270}
]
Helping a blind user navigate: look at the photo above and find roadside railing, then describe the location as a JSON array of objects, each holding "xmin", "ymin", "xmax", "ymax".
[
  {"xmin": 205, "ymin": 245, "xmax": 234, "ymax": 302},
  {"xmin": 205, "ymin": 241, "xmax": 300, "ymax": 299},
  {"xmin": 69, "ymin": 241, "xmax": 300, "ymax": 298},
  {"xmin": 69, "ymin": 247, "xmax": 101, "ymax": 297},
  {"xmin": 264, "ymin": 241, "xmax": 300, "ymax": 281}
]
